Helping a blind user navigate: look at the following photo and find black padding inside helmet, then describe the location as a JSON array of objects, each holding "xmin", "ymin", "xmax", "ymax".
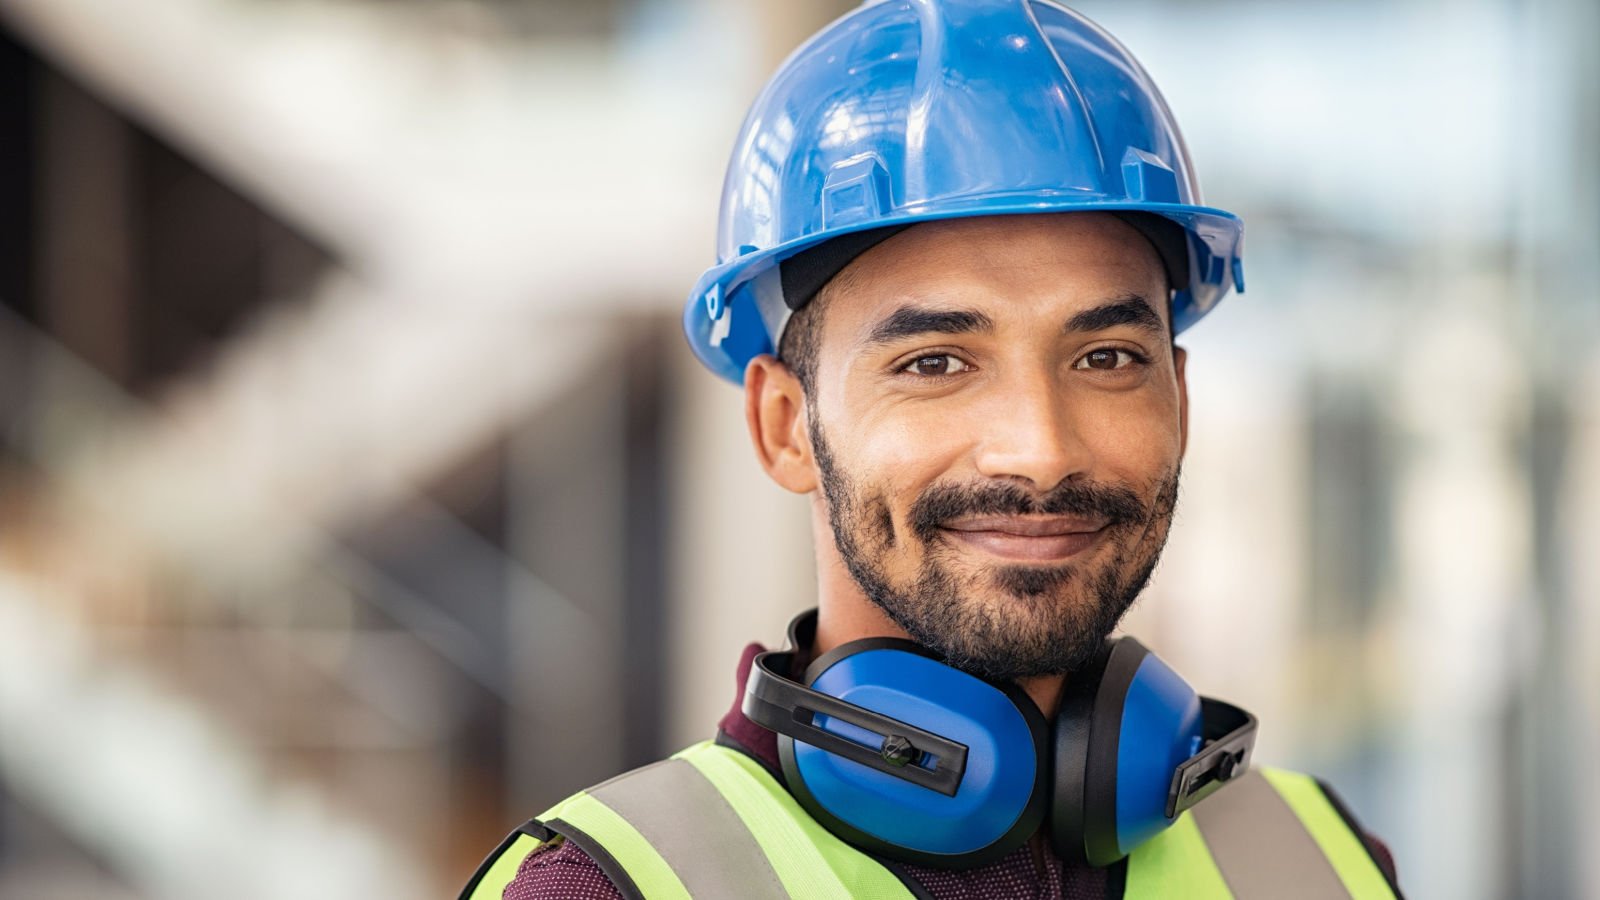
[
  {"xmin": 777, "ymin": 226, "xmax": 911, "ymax": 311},
  {"xmin": 1109, "ymin": 212, "xmax": 1190, "ymax": 294}
]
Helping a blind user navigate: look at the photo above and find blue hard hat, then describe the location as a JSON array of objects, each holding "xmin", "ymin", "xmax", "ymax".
[{"xmin": 683, "ymin": 0, "xmax": 1246, "ymax": 384}]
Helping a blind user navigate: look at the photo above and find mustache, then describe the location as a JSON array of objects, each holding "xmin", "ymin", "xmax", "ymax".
[{"xmin": 908, "ymin": 478, "xmax": 1149, "ymax": 545}]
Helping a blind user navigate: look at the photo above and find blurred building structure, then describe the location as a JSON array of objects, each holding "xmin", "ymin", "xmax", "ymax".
[{"xmin": 0, "ymin": 0, "xmax": 1594, "ymax": 898}]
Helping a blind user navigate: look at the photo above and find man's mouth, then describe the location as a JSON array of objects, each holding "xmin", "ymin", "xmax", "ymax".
[{"xmin": 938, "ymin": 515, "xmax": 1110, "ymax": 563}]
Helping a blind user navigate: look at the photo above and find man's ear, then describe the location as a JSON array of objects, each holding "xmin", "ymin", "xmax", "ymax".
[
  {"xmin": 1173, "ymin": 344, "xmax": 1189, "ymax": 459},
  {"xmin": 744, "ymin": 354, "xmax": 819, "ymax": 494}
]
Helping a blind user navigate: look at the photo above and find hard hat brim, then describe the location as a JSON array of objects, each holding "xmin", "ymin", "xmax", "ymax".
[{"xmin": 684, "ymin": 202, "xmax": 1244, "ymax": 386}]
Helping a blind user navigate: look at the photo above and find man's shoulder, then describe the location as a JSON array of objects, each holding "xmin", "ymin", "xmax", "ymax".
[
  {"xmin": 1293, "ymin": 770, "xmax": 1401, "ymax": 895},
  {"xmin": 501, "ymin": 838, "xmax": 624, "ymax": 900},
  {"xmin": 467, "ymin": 742, "xmax": 755, "ymax": 900}
]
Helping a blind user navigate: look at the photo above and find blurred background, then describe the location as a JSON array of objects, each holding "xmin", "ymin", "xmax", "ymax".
[{"xmin": 0, "ymin": 0, "xmax": 1594, "ymax": 897}]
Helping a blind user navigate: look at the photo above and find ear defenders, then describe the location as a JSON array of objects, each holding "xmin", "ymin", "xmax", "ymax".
[{"xmin": 742, "ymin": 610, "xmax": 1257, "ymax": 870}]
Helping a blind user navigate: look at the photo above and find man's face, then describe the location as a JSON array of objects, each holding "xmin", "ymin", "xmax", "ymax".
[{"xmin": 804, "ymin": 213, "xmax": 1187, "ymax": 682}]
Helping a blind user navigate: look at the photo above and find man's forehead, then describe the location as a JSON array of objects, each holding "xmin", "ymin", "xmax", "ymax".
[
  {"xmin": 823, "ymin": 213, "xmax": 1172, "ymax": 334},
  {"xmin": 854, "ymin": 212, "xmax": 1163, "ymax": 271}
]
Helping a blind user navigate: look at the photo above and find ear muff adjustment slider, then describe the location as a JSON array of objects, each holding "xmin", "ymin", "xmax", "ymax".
[{"xmin": 745, "ymin": 650, "xmax": 970, "ymax": 797}]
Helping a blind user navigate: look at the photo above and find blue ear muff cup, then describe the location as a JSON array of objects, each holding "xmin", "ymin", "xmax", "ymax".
[
  {"xmin": 779, "ymin": 638, "xmax": 1050, "ymax": 869},
  {"xmin": 1114, "ymin": 651, "xmax": 1204, "ymax": 857},
  {"xmin": 1051, "ymin": 638, "xmax": 1205, "ymax": 867},
  {"xmin": 757, "ymin": 619, "xmax": 1227, "ymax": 871}
]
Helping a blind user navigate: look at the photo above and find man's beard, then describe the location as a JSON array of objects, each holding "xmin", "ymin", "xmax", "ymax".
[{"xmin": 811, "ymin": 417, "xmax": 1180, "ymax": 683}]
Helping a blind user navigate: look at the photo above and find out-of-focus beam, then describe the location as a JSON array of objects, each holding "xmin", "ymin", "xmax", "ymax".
[
  {"xmin": 0, "ymin": 0, "xmax": 743, "ymax": 574},
  {"xmin": 0, "ymin": 572, "xmax": 433, "ymax": 900},
  {"xmin": 0, "ymin": 0, "xmax": 735, "ymax": 308},
  {"xmin": 1566, "ymin": 355, "xmax": 1600, "ymax": 899},
  {"xmin": 1, "ymin": 286, "xmax": 606, "ymax": 609}
]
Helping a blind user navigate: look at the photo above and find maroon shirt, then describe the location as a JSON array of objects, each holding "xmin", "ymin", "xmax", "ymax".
[{"xmin": 503, "ymin": 642, "xmax": 1396, "ymax": 899}]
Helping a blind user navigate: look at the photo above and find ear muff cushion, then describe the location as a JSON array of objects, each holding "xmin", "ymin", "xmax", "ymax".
[
  {"xmin": 780, "ymin": 639, "xmax": 1049, "ymax": 868},
  {"xmin": 1050, "ymin": 641, "xmax": 1116, "ymax": 866},
  {"xmin": 1081, "ymin": 639, "xmax": 1155, "ymax": 866}
]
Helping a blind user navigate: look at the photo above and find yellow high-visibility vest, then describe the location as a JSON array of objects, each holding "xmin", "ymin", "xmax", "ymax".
[{"xmin": 462, "ymin": 741, "xmax": 1399, "ymax": 900}]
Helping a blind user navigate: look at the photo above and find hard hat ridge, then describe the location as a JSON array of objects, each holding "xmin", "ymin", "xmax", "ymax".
[{"xmin": 684, "ymin": 0, "xmax": 1245, "ymax": 384}]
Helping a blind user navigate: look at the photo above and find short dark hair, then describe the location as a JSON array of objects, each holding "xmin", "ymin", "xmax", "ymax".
[{"xmin": 776, "ymin": 262, "xmax": 862, "ymax": 396}]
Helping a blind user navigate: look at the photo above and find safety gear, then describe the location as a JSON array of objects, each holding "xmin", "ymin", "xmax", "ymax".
[
  {"xmin": 743, "ymin": 610, "xmax": 1257, "ymax": 868},
  {"xmin": 460, "ymin": 741, "xmax": 1398, "ymax": 900},
  {"xmin": 683, "ymin": 0, "xmax": 1246, "ymax": 384}
]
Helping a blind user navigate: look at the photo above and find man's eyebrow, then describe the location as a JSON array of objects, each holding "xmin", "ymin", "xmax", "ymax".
[
  {"xmin": 860, "ymin": 306, "xmax": 995, "ymax": 348},
  {"xmin": 1063, "ymin": 294, "xmax": 1167, "ymax": 338}
]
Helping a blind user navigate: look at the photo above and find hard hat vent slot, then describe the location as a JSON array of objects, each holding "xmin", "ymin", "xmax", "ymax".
[
  {"xmin": 1121, "ymin": 148, "xmax": 1179, "ymax": 204},
  {"xmin": 823, "ymin": 155, "xmax": 892, "ymax": 228}
]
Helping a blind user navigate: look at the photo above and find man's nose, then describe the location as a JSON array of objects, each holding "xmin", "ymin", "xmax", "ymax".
[{"xmin": 971, "ymin": 374, "xmax": 1093, "ymax": 492}]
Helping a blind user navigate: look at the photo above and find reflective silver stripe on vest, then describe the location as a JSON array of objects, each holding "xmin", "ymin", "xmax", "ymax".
[
  {"xmin": 589, "ymin": 758, "xmax": 789, "ymax": 899},
  {"xmin": 1190, "ymin": 769, "xmax": 1353, "ymax": 899}
]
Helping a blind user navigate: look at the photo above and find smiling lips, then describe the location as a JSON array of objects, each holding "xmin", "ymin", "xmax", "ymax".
[{"xmin": 939, "ymin": 515, "xmax": 1110, "ymax": 562}]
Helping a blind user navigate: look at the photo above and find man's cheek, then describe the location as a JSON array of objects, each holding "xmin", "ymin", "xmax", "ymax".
[{"xmin": 1079, "ymin": 396, "xmax": 1179, "ymax": 445}]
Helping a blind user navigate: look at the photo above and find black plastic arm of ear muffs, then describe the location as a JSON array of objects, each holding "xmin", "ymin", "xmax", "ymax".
[
  {"xmin": 1165, "ymin": 697, "xmax": 1259, "ymax": 818},
  {"xmin": 743, "ymin": 650, "xmax": 970, "ymax": 797}
]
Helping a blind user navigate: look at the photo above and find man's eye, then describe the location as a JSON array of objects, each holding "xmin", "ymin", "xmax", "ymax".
[
  {"xmin": 1074, "ymin": 348, "xmax": 1145, "ymax": 371},
  {"xmin": 902, "ymin": 354, "xmax": 971, "ymax": 377}
]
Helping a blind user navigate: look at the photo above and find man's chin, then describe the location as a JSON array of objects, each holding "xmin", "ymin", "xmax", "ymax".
[
  {"xmin": 875, "ymin": 558, "xmax": 1088, "ymax": 611},
  {"xmin": 938, "ymin": 557, "xmax": 1083, "ymax": 602}
]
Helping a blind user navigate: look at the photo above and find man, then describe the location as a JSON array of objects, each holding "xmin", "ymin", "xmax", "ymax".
[{"xmin": 463, "ymin": 1, "xmax": 1402, "ymax": 897}]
